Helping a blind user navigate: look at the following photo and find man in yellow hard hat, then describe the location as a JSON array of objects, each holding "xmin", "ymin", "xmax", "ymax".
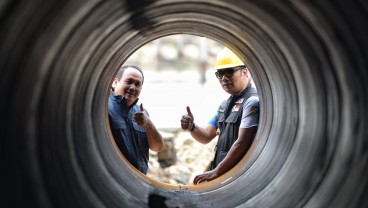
[{"xmin": 180, "ymin": 47, "xmax": 259, "ymax": 184}]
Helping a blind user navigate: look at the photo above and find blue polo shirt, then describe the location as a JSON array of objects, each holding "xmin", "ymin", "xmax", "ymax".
[{"xmin": 108, "ymin": 92, "xmax": 149, "ymax": 174}]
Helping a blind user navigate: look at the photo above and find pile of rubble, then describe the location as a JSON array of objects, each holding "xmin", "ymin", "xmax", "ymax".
[{"xmin": 147, "ymin": 130, "xmax": 217, "ymax": 185}]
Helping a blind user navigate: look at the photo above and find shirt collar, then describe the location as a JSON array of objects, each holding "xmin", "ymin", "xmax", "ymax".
[
  {"xmin": 109, "ymin": 91, "xmax": 139, "ymax": 108},
  {"xmin": 231, "ymin": 82, "xmax": 251, "ymax": 100}
]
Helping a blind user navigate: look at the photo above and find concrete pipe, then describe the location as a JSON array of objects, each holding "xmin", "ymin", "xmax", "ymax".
[{"xmin": 1, "ymin": 0, "xmax": 367, "ymax": 207}]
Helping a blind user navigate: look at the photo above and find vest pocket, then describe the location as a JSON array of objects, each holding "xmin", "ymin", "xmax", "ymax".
[{"xmin": 225, "ymin": 111, "xmax": 240, "ymax": 123}]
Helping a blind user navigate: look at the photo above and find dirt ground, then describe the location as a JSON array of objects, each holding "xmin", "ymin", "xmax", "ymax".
[{"xmin": 147, "ymin": 130, "xmax": 218, "ymax": 185}]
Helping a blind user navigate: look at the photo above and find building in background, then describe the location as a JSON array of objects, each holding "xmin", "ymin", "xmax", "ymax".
[{"xmin": 126, "ymin": 34, "xmax": 223, "ymax": 84}]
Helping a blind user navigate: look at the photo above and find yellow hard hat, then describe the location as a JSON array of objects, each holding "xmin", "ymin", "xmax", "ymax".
[{"xmin": 215, "ymin": 47, "xmax": 244, "ymax": 70}]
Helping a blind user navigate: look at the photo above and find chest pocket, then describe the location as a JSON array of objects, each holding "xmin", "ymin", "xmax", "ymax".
[
  {"xmin": 226, "ymin": 110, "xmax": 241, "ymax": 123},
  {"xmin": 133, "ymin": 122, "xmax": 146, "ymax": 133},
  {"xmin": 110, "ymin": 111, "xmax": 146, "ymax": 133},
  {"xmin": 110, "ymin": 115, "xmax": 127, "ymax": 130},
  {"xmin": 218, "ymin": 105, "xmax": 242, "ymax": 125}
]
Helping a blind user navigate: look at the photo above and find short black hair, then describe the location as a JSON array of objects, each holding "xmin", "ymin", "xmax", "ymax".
[{"xmin": 116, "ymin": 65, "xmax": 144, "ymax": 84}]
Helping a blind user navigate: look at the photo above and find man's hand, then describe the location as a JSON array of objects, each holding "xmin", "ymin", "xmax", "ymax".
[
  {"xmin": 180, "ymin": 106, "xmax": 194, "ymax": 131},
  {"xmin": 134, "ymin": 103, "xmax": 148, "ymax": 127},
  {"xmin": 193, "ymin": 170, "xmax": 219, "ymax": 185}
]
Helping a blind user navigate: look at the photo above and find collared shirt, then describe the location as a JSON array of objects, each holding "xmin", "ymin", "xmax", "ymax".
[{"xmin": 108, "ymin": 91, "xmax": 149, "ymax": 174}]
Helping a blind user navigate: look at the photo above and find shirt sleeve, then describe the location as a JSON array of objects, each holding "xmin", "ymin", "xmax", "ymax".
[
  {"xmin": 208, "ymin": 111, "xmax": 219, "ymax": 127},
  {"xmin": 240, "ymin": 96, "xmax": 259, "ymax": 128}
]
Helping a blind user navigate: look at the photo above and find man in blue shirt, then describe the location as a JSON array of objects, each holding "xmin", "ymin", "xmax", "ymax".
[
  {"xmin": 109, "ymin": 65, "xmax": 164, "ymax": 174},
  {"xmin": 180, "ymin": 47, "xmax": 259, "ymax": 184}
]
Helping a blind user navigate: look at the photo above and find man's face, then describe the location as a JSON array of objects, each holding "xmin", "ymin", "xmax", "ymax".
[
  {"xmin": 216, "ymin": 66, "xmax": 249, "ymax": 95},
  {"xmin": 112, "ymin": 67, "xmax": 143, "ymax": 106}
]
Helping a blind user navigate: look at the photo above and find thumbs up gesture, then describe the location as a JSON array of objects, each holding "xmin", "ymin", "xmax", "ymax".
[
  {"xmin": 134, "ymin": 103, "xmax": 148, "ymax": 127},
  {"xmin": 180, "ymin": 106, "xmax": 194, "ymax": 131}
]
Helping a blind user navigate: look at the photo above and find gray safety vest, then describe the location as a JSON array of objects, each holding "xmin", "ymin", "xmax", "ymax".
[{"xmin": 210, "ymin": 83, "xmax": 258, "ymax": 170}]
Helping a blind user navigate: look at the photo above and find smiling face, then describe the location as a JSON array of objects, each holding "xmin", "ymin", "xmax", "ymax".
[
  {"xmin": 217, "ymin": 66, "xmax": 249, "ymax": 95},
  {"xmin": 112, "ymin": 67, "xmax": 143, "ymax": 106}
]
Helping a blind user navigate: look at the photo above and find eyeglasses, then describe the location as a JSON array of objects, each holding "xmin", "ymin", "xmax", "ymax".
[{"xmin": 215, "ymin": 66, "xmax": 244, "ymax": 79}]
